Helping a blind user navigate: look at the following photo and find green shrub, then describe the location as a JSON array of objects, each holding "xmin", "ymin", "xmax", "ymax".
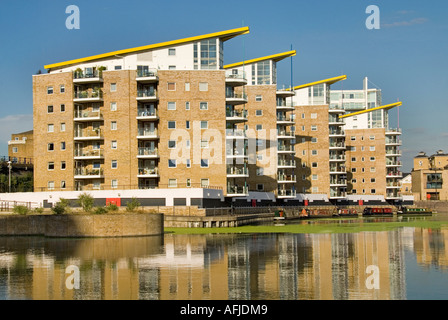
[
  {"xmin": 33, "ymin": 207, "xmax": 44, "ymax": 214},
  {"xmin": 93, "ymin": 207, "xmax": 108, "ymax": 215},
  {"xmin": 51, "ymin": 198, "xmax": 71, "ymax": 215},
  {"xmin": 13, "ymin": 205, "xmax": 30, "ymax": 215},
  {"xmin": 106, "ymin": 203, "xmax": 119, "ymax": 212},
  {"xmin": 78, "ymin": 193, "xmax": 94, "ymax": 213},
  {"xmin": 126, "ymin": 198, "xmax": 141, "ymax": 212}
]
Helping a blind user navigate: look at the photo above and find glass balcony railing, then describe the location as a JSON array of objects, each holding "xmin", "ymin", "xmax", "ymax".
[
  {"xmin": 226, "ymin": 129, "xmax": 247, "ymax": 138},
  {"xmin": 138, "ymin": 167, "xmax": 159, "ymax": 176},
  {"xmin": 138, "ymin": 148, "xmax": 159, "ymax": 157},
  {"xmin": 75, "ymin": 168, "xmax": 104, "ymax": 177},
  {"xmin": 227, "ymin": 185, "xmax": 249, "ymax": 195},
  {"xmin": 137, "ymin": 108, "xmax": 158, "ymax": 118},
  {"xmin": 278, "ymin": 160, "xmax": 296, "ymax": 167},
  {"xmin": 137, "ymin": 129, "xmax": 158, "ymax": 137},
  {"xmin": 137, "ymin": 90, "xmax": 158, "ymax": 99},
  {"xmin": 74, "ymin": 90, "xmax": 103, "ymax": 100},
  {"xmin": 278, "ymin": 174, "xmax": 296, "ymax": 182},
  {"xmin": 226, "ymin": 109, "xmax": 248, "ymax": 119},
  {"xmin": 74, "ymin": 129, "xmax": 103, "ymax": 139},
  {"xmin": 227, "ymin": 166, "xmax": 249, "ymax": 176},
  {"xmin": 277, "ymin": 189, "xmax": 296, "ymax": 197},
  {"xmin": 74, "ymin": 110, "xmax": 103, "ymax": 120},
  {"xmin": 137, "ymin": 70, "xmax": 158, "ymax": 78},
  {"xmin": 74, "ymin": 149, "xmax": 104, "ymax": 158},
  {"xmin": 73, "ymin": 70, "xmax": 103, "ymax": 80}
]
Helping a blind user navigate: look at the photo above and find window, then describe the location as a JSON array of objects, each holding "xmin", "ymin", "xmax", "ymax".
[
  {"xmin": 200, "ymin": 140, "xmax": 209, "ymax": 149},
  {"xmin": 301, "ymin": 113, "xmax": 305, "ymax": 119},
  {"xmin": 198, "ymin": 39, "xmax": 218, "ymax": 70},
  {"xmin": 110, "ymin": 83, "xmax": 117, "ymax": 92},
  {"xmin": 48, "ymin": 162, "xmax": 55, "ymax": 171},
  {"xmin": 168, "ymin": 102, "xmax": 176, "ymax": 110},
  {"xmin": 111, "ymin": 141, "xmax": 117, "ymax": 149},
  {"xmin": 350, "ymin": 136, "xmax": 356, "ymax": 141},
  {"xmin": 371, "ymin": 167, "xmax": 376, "ymax": 172},
  {"xmin": 61, "ymin": 161, "xmax": 66, "ymax": 170},
  {"xmin": 115, "ymin": 66, "xmax": 122, "ymax": 70},
  {"xmin": 168, "ymin": 159, "xmax": 177, "ymax": 168},
  {"xmin": 312, "ymin": 150, "xmax": 318, "ymax": 156},
  {"xmin": 111, "ymin": 102, "xmax": 117, "ymax": 111},
  {"xmin": 47, "ymin": 124, "xmax": 53, "ymax": 133},
  {"xmin": 185, "ymin": 102, "xmax": 190, "ymax": 110},
  {"xmin": 48, "ymin": 181, "xmax": 55, "ymax": 191},
  {"xmin": 311, "ymin": 125, "xmax": 317, "ymax": 131},
  {"xmin": 312, "ymin": 187, "xmax": 319, "ymax": 193},
  {"xmin": 186, "ymin": 159, "xmax": 191, "ymax": 168},
  {"xmin": 60, "ymin": 142, "xmax": 66, "ymax": 151},
  {"xmin": 257, "ymin": 184, "xmax": 264, "ymax": 191},
  {"xmin": 351, "ymin": 157, "xmax": 357, "ymax": 162},
  {"xmin": 371, "ymin": 189, "xmax": 376, "ymax": 194},
  {"xmin": 256, "ymin": 124, "xmax": 263, "ymax": 131},
  {"xmin": 168, "ymin": 179, "xmax": 177, "ymax": 187},
  {"xmin": 370, "ymin": 135, "xmax": 375, "ymax": 140},
  {"xmin": 370, "ymin": 157, "xmax": 376, "ymax": 161},
  {"xmin": 60, "ymin": 104, "xmax": 65, "ymax": 112},
  {"xmin": 256, "ymin": 140, "xmax": 263, "ymax": 147},
  {"xmin": 47, "ymin": 87, "xmax": 53, "ymax": 94},
  {"xmin": 311, "ymin": 113, "xmax": 317, "ymax": 119},
  {"xmin": 168, "ymin": 48, "xmax": 176, "ymax": 56},
  {"xmin": 186, "ymin": 121, "xmax": 190, "ymax": 129},
  {"xmin": 370, "ymin": 146, "xmax": 375, "ymax": 151},
  {"xmin": 256, "ymin": 168, "xmax": 264, "ymax": 176},
  {"xmin": 185, "ymin": 82, "xmax": 190, "ymax": 91},
  {"xmin": 255, "ymin": 95, "xmax": 262, "ymax": 102},
  {"xmin": 186, "ymin": 140, "xmax": 190, "ymax": 149},
  {"xmin": 169, "ymin": 65, "xmax": 176, "ymax": 70},
  {"xmin": 200, "ymin": 102, "xmax": 208, "ymax": 110},
  {"xmin": 168, "ymin": 140, "xmax": 176, "ymax": 149},
  {"xmin": 167, "ymin": 82, "xmax": 176, "ymax": 91},
  {"xmin": 111, "ymin": 180, "xmax": 118, "ymax": 189},
  {"xmin": 199, "ymin": 82, "xmax": 208, "ymax": 91},
  {"xmin": 61, "ymin": 181, "xmax": 66, "ymax": 190},
  {"xmin": 12, "ymin": 147, "xmax": 18, "ymax": 153},
  {"xmin": 371, "ymin": 178, "xmax": 376, "ymax": 183},
  {"xmin": 93, "ymin": 181, "xmax": 101, "ymax": 190},
  {"xmin": 352, "ymin": 179, "xmax": 357, "ymax": 184},
  {"xmin": 312, "ymin": 174, "xmax": 318, "ymax": 180},
  {"xmin": 48, "ymin": 143, "xmax": 54, "ymax": 151},
  {"xmin": 201, "ymin": 159, "xmax": 209, "ymax": 168},
  {"xmin": 200, "ymin": 121, "xmax": 208, "ymax": 129},
  {"xmin": 47, "ymin": 105, "xmax": 54, "ymax": 113},
  {"xmin": 168, "ymin": 121, "xmax": 176, "ymax": 129},
  {"xmin": 201, "ymin": 179, "xmax": 209, "ymax": 188},
  {"xmin": 256, "ymin": 110, "xmax": 263, "ymax": 116},
  {"xmin": 312, "ymin": 162, "xmax": 318, "ymax": 168},
  {"xmin": 311, "ymin": 137, "xmax": 317, "ymax": 143},
  {"xmin": 60, "ymin": 85, "xmax": 65, "ymax": 93},
  {"xmin": 61, "ymin": 123, "xmax": 66, "ymax": 132},
  {"xmin": 111, "ymin": 160, "xmax": 118, "ymax": 169},
  {"xmin": 93, "ymin": 162, "xmax": 101, "ymax": 169},
  {"xmin": 186, "ymin": 179, "xmax": 191, "ymax": 187},
  {"xmin": 257, "ymin": 154, "xmax": 263, "ymax": 161},
  {"xmin": 111, "ymin": 121, "xmax": 117, "ymax": 130},
  {"xmin": 352, "ymin": 168, "xmax": 357, "ymax": 173}
]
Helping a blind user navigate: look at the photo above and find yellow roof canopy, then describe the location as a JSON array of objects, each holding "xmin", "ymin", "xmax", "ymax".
[
  {"xmin": 292, "ymin": 75, "xmax": 347, "ymax": 90},
  {"xmin": 223, "ymin": 50, "xmax": 297, "ymax": 69},
  {"xmin": 45, "ymin": 26, "xmax": 250, "ymax": 70},
  {"xmin": 339, "ymin": 102, "xmax": 403, "ymax": 119}
]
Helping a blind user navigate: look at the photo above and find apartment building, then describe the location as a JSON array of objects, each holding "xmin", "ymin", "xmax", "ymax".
[
  {"xmin": 8, "ymin": 130, "xmax": 34, "ymax": 164},
  {"xmin": 412, "ymin": 150, "xmax": 448, "ymax": 201},
  {"xmin": 33, "ymin": 27, "xmax": 251, "ymax": 195},
  {"xmin": 330, "ymin": 77, "xmax": 403, "ymax": 202}
]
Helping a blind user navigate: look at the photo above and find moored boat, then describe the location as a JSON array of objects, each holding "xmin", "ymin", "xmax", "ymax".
[
  {"xmin": 397, "ymin": 206, "xmax": 432, "ymax": 216},
  {"xmin": 362, "ymin": 207, "xmax": 393, "ymax": 217}
]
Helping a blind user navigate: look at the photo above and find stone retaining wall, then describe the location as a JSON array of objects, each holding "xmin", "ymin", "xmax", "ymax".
[{"xmin": 0, "ymin": 213, "xmax": 164, "ymax": 238}]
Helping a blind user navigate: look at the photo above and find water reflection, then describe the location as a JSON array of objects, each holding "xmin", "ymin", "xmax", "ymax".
[{"xmin": 0, "ymin": 226, "xmax": 447, "ymax": 300}]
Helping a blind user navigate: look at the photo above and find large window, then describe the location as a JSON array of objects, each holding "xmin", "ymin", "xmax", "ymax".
[
  {"xmin": 195, "ymin": 39, "xmax": 218, "ymax": 70},
  {"xmin": 252, "ymin": 61, "xmax": 271, "ymax": 85}
]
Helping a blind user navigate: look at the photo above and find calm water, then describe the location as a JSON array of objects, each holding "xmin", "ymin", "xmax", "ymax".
[{"xmin": 0, "ymin": 218, "xmax": 447, "ymax": 300}]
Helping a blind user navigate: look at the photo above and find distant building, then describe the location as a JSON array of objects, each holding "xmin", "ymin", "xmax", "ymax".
[
  {"xmin": 7, "ymin": 130, "xmax": 34, "ymax": 164},
  {"xmin": 412, "ymin": 150, "xmax": 448, "ymax": 200},
  {"xmin": 401, "ymin": 173, "xmax": 412, "ymax": 196}
]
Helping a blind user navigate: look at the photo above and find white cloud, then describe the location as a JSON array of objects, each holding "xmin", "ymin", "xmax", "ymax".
[{"xmin": 382, "ymin": 17, "xmax": 428, "ymax": 28}]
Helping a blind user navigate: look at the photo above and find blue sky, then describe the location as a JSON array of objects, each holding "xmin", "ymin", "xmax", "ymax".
[{"xmin": 0, "ymin": 0, "xmax": 447, "ymax": 172}]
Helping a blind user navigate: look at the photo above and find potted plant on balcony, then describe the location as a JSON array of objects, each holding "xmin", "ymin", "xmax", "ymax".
[{"xmin": 74, "ymin": 68, "xmax": 83, "ymax": 79}]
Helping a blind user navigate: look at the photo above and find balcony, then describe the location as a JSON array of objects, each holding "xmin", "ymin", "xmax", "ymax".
[
  {"xmin": 136, "ymin": 90, "xmax": 158, "ymax": 102},
  {"xmin": 74, "ymin": 129, "xmax": 104, "ymax": 141},
  {"xmin": 277, "ymin": 130, "xmax": 295, "ymax": 139},
  {"xmin": 386, "ymin": 161, "xmax": 402, "ymax": 167},
  {"xmin": 329, "ymin": 129, "xmax": 345, "ymax": 137},
  {"xmin": 330, "ymin": 166, "xmax": 346, "ymax": 174},
  {"xmin": 276, "ymin": 101, "xmax": 295, "ymax": 111},
  {"xmin": 385, "ymin": 138, "xmax": 402, "ymax": 146},
  {"xmin": 329, "ymin": 155, "xmax": 346, "ymax": 162},
  {"xmin": 329, "ymin": 116, "xmax": 345, "ymax": 125},
  {"xmin": 74, "ymin": 149, "xmax": 104, "ymax": 160},
  {"xmin": 137, "ymin": 108, "xmax": 159, "ymax": 121},
  {"xmin": 227, "ymin": 185, "xmax": 249, "ymax": 197},
  {"xmin": 386, "ymin": 150, "xmax": 402, "ymax": 157},
  {"xmin": 277, "ymin": 145, "xmax": 296, "ymax": 154},
  {"xmin": 226, "ymin": 109, "xmax": 248, "ymax": 122},
  {"xmin": 226, "ymin": 148, "xmax": 248, "ymax": 159},
  {"xmin": 278, "ymin": 159, "xmax": 296, "ymax": 168},
  {"xmin": 386, "ymin": 128, "xmax": 402, "ymax": 135},
  {"xmin": 74, "ymin": 90, "xmax": 103, "ymax": 103},
  {"xmin": 136, "ymin": 70, "xmax": 159, "ymax": 83},
  {"xmin": 329, "ymin": 142, "xmax": 346, "ymax": 150},
  {"xmin": 225, "ymin": 72, "xmax": 247, "ymax": 86},
  {"xmin": 386, "ymin": 192, "xmax": 402, "ymax": 200},
  {"xmin": 226, "ymin": 92, "xmax": 248, "ymax": 105},
  {"xmin": 74, "ymin": 110, "xmax": 103, "ymax": 122},
  {"xmin": 330, "ymin": 179, "xmax": 347, "ymax": 187},
  {"xmin": 329, "ymin": 190, "xmax": 347, "ymax": 199},
  {"xmin": 276, "ymin": 114, "xmax": 295, "ymax": 125},
  {"xmin": 226, "ymin": 129, "xmax": 247, "ymax": 139},
  {"xmin": 74, "ymin": 167, "xmax": 104, "ymax": 179},
  {"xmin": 386, "ymin": 182, "xmax": 401, "ymax": 189},
  {"xmin": 387, "ymin": 171, "xmax": 403, "ymax": 178},
  {"xmin": 277, "ymin": 189, "xmax": 296, "ymax": 199},
  {"xmin": 278, "ymin": 174, "xmax": 296, "ymax": 183},
  {"xmin": 137, "ymin": 129, "xmax": 159, "ymax": 140},
  {"xmin": 276, "ymin": 89, "xmax": 295, "ymax": 97},
  {"xmin": 73, "ymin": 70, "xmax": 103, "ymax": 84},
  {"xmin": 329, "ymin": 104, "xmax": 345, "ymax": 113},
  {"xmin": 138, "ymin": 167, "xmax": 159, "ymax": 178},
  {"xmin": 137, "ymin": 148, "xmax": 159, "ymax": 159},
  {"xmin": 226, "ymin": 166, "xmax": 249, "ymax": 178}
]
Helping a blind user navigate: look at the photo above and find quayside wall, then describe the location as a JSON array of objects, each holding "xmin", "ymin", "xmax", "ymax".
[{"xmin": 0, "ymin": 213, "xmax": 164, "ymax": 238}]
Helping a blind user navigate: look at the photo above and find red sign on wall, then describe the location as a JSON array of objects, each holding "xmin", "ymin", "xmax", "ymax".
[{"xmin": 106, "ymin": 198, "xmax": 121, "ymax": 207}]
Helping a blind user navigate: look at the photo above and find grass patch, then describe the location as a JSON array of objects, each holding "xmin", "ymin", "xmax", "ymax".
[{"xmin": 165, "ymin": 217, "xmax": 448, "ymax": 235}]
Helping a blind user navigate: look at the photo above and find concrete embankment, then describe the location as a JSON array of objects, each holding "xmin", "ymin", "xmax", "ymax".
[
  {"xmin": 0, "ymin": 213, "xmax": 164, "ymax": 238},
  {"xmin": 414, "ymin": 201, "xmax": 448, "ymax": 213}
]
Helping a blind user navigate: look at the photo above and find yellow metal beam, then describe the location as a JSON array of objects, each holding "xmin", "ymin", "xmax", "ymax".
[
  {"xmin": 45, "ymin": 26, "xmax": 250, "ymax": 70},
  {"xmin": 223, "ymin": 50, "xmax": 297, "ymax": 69},
  {"xmin": 292, "ymin": 75, "xmax": 347, "ymax": 90},
  {"xmin": 339, "ymin": 102, "xmax": 403, "ymax": 119}
]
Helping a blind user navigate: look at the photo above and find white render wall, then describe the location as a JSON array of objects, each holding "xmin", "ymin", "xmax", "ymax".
[{"xmin": 0, "ymin": 188, "xmax": 224, "ymax": 208}]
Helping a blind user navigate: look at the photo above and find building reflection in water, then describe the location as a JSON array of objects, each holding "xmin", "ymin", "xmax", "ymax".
[{"xmin": 0, "ymin": 227, "xmax": 447, "ymax": 300}]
